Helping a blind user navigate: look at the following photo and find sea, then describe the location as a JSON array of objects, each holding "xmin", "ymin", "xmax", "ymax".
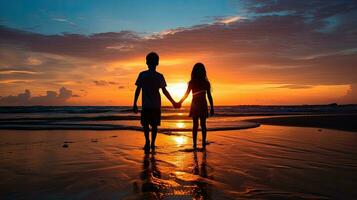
[{"xmin": 1, "ymin": 105, "xmax": 356, "ymax": 131}]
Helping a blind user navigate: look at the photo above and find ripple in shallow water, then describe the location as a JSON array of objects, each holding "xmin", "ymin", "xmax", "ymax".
[{"xmin": 0, "ymin": 118, "xmax": 260, "ymax": 131}]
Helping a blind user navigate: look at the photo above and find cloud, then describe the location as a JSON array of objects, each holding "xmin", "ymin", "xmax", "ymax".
[
  {"xmin": 216, "ymin": 16, "xmax": 245, "ymax": 24},
  {"xmin": 106, "ymin": 44, "xmax": 134, "ymax": 51},
  {"xmin": 26, "ymin": 56, "xmax": 43, "ymax": 65},
  {"xmin": 0, "ymin": 26, "xmax": 141, "ymax": 61},
  {"xmin": 0, "ymin": 87, "xmax": 75, "ymax": 106},
  {"xmin": 341, "ymin": 84, "xmax": 357, "ymax": 103},
  {"xmin": 272, "ymin": 84, "xmax": 314, "ymax": 89},
  {"xmin": 246, "ymin": 0, "xmax": 357, "ymax": 19},
  {"xmin": 52, "ymin": 18, "xmax": 77, "ymax": 27},
  {"xmin": 93, "ymin": 80, "xmax": 118, "ymax": 86},
  {"xmin": 0, "ymin": 69, "xmax": 42, "ymax": 75}
]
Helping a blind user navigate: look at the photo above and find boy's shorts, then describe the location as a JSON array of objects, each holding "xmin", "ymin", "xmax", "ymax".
[{"xmin": 141, "ymin": 109, "xmax": 161, "ymax": 127}]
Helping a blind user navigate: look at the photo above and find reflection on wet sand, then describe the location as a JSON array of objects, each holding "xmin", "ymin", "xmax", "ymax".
[
  {"xmin": 139, "ymin": 152, "xmax": 162, "ymax": 199},
  {"xmin": 192, "ymin": 151, "xmax": 210, "ymax": 199},
  {"xmin": 137, "ymin": 150, "xmax": 212, "ymax": 199},
  {"xmin": 2, "ymin": 125, "xmax": 357, "ymax": 199}
]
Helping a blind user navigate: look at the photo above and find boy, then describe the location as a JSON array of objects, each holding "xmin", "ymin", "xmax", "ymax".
[{"xmin": 133, "ymin": 52, "xmax": 178, "ymax": 152}]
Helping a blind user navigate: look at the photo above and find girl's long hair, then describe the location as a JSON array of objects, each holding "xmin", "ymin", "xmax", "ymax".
[{"xmin": 190, "ymin": 63, "xmax": 210, "ymax": 89}]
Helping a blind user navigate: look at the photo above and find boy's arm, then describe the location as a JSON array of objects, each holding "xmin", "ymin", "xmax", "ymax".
[
  {"xmin": 162, "ymin": 87, "xmax": 177, "ymax": 107},
  {"xmin": 133, "ymin": 86, "xmax": 141, "ymax": 113},
  {"xmin": 207, "ymin": 89, "xmax": 214, "ymax": 116}
]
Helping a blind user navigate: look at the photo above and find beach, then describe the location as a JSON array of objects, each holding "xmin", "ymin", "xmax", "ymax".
[
  {"xmin": 1, "ymin": 124, "xmax": 357, "ymax": 199},
  {"xmin": 2, "ymin": 0, "xmax": 357, "ymax": 199},
  {"xmin": 246, "ymin": 114, "xmax": 357, "ymax": 132}
]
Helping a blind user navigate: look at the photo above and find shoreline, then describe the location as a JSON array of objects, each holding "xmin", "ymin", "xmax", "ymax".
[
  {"xmin": 2, "ymin": 114, "xmax": 357, "ymax": 132},
  {"xmin": 246, "ymin": 114, "xmax": 357, "ymax": 132},
  {"xmin": 0, "ymin": 122, "xmax": 260, "ymax": 131}
]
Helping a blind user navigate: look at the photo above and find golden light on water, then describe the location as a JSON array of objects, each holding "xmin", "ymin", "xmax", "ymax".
[
  {"xmin": 176, "ymin": 121, "xmax": 185, "ymax": 128},
  {"xmin": 173, "ymin": 136, "xmax": 187, "ymax": 146}
]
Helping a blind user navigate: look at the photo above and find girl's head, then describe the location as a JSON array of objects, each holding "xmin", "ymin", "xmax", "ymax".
[
  {"xmin": 190, "ymin": 63, "xmax": 210, "ymax": 89},
  {"xmin": 191, "ymin": 63, "xmax": 208, "ymax": 81}
]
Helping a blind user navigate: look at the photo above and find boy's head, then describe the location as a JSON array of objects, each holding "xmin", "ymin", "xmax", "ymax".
[{"xmin": 146, "ymin": 52, "xmax": 159, "ymax": 70}]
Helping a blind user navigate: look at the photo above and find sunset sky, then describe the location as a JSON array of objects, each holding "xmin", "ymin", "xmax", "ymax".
[{"xmin": 1, "ymin": 0, "xmax": 357, "ymax": 105}]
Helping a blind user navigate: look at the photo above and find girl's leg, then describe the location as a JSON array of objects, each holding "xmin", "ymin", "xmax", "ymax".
[
  {"xmin": 192, "ymin": 117, "xmax": 199, "ymax": 149},
  {"xmin": 200, "ymin": 117, "xmax": 207, "ymax": 149}
]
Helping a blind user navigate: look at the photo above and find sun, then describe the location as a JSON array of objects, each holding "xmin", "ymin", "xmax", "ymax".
[{"xmin": 166, "ymin": 82, "xmax": 188, "ymax": 100}]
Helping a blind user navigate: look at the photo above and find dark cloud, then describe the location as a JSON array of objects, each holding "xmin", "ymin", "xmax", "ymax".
[
  {"xmin": 93, "ymin": 80, "xmax": 118, "ymax": 86},
  {"xmin": 0, "ymin": 87, "xmax": 75, "ymax": 106},
  {"xmin": 0, "ymin": 26, "xmax": 141, "ymax": 61},
  {"xmin": 246, "ymin": 0, "xmax": 357, "ymax": 19},
  {"xmin": 1, "ymin": 4, "xmax": 356, "ymax": 64}
]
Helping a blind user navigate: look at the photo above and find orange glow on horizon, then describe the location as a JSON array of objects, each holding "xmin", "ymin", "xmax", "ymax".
[
  {"xmin": 3, "ymin": 53, "xmax": 352, "ymax": 106},
  {"xmin": 61, "ymin": 82, "xmax": 350, "ymax": 106}
]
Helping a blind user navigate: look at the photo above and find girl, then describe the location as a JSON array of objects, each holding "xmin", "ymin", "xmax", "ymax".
[{"xmin": 179, "ymin": 63, "xmax": 214, "ymax": 149}]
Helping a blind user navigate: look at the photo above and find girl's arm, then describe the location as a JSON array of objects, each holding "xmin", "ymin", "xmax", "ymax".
[
  {"xmin": 179, "ymin": 84, "xmax": 191, "ymax": 105},
  {"xmin": 207, "ymin": 89, "xmax": 214, "ymax": 116}
]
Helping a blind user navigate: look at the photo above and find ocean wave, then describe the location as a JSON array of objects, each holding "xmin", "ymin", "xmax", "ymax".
[
  {"xmin": 1, "ymin": 112, "xmax": 355, "ymax": 122},
  {"xmin": 1, "ymin": 105, "xmax": 357, "ymax": 114},
  {"xmin": 0, "ymin": 121, "xmax": 259, "ymax": 131}
]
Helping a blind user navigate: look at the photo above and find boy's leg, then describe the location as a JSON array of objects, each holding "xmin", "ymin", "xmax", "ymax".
[
  {"xmin": 143, "ymin": 124, "xmax": 150, "ymax": 150},
  {"xmin": 151, "ymin": 125, "xmax": 158, "ymax": 150},
  {"xmin": 192, "ymin": 117, "xmax": 199, "ymax": 149},
  {"xmin": 200, "ymin": 117, "xmax": 207, "ymax": 149},
  {"xmin": 150, "ymin": 109, "xmax": 160, "ymax": 150}
]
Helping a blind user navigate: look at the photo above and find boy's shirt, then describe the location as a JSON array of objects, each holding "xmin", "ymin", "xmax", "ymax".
[{"xmin": 135, "ymin": 70, "xmax": 166, "ymax": 109}]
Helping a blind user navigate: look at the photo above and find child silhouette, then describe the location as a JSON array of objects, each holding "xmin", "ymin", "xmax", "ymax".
[
  {"xmin": 133, "ymin": 52, "xmax": 179, "ymax": 152},
  {"xmin": 178, "ymin": 63, "xmax": 214, "ymax": 149}
]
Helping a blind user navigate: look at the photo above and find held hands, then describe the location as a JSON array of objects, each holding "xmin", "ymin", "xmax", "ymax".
[{"xmin": 173, "ymin": 101, "xmax": 181, "ymax": 109}]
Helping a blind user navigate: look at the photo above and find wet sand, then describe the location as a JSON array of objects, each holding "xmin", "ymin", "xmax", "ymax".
[
  {"xmin": 1, "ymin": 125, "xmax": 357, "ymax": 199},
  {"xmin": 246, "ymin": 114, "xmax": 357, "ymax": 132}
]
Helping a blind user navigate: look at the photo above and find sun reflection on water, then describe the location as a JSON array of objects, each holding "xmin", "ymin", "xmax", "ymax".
[
  {"xmin": 176, "ymin": 121, "xmax": 185, "ymax": 128},
  {"xmin": 173, "ymin": 136, "xmax": 187, "ymax": 146}
]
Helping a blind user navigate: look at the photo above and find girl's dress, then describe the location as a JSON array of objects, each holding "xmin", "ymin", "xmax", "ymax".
[{"xmin": 189, "ymin": 80, "xmax": 210, "ymax": 118}]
